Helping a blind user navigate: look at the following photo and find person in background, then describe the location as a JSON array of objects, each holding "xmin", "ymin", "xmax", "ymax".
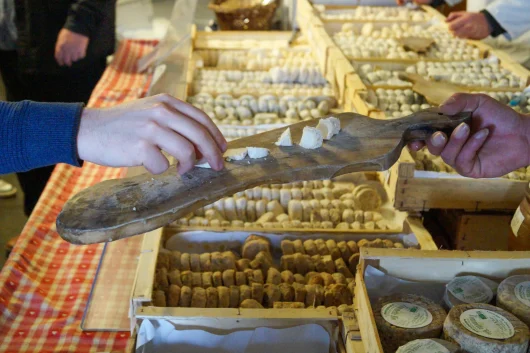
[
  {"xmin": 0, "ymin": 0, "xmax": 116, "ymax": 215},
  {"xmin": 0, "ymin": 94, "xmax": 227, "ymax": 176},
  {"xmin": 396, "ymin": 0, "xmax": 530, "ymax": 68}
]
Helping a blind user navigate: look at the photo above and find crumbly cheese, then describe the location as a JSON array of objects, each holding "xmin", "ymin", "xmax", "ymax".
[
  {"xmin": 247, "ymin": 147, "xmax": 270, "ymax": 159},
  {"xmin": 316, "ymin": 119, "xmax": 334, "ymax": 140},
  {"xmin": 224, "ymin": 148, "xmax": 248, "ymax": 161},
  {"xmin": 299, "ymin": 127, "xmax": 323, "ymax": 149},
  {"xmin": 324, "ymin": 117, "xmax": 341, "ymax": 136},
  {"xmin": 275, "ymin": 128, "xmax": 293, "ymax": 146}
]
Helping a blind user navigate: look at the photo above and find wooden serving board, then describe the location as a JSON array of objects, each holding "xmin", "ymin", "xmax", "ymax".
[{"xmin": 57, "ymin": 108, "xmax": 470, "ymax": 245}]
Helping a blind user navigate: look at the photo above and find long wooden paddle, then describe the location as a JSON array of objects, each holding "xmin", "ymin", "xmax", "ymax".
[{"xmin": 57, "ymin": 108, "xmax": 471, "ymax": 244}]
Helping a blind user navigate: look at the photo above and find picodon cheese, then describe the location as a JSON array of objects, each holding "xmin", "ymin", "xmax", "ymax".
[
  {"xmin": 374, "ymin": 293, "xmax": 447, "ymax": 353},
  {"xmin": 396, "ymin": 338, "xmax": 461, "ymax": 353},
  {"xmin": 497, "ymin": 275, "xmax": 530, "ymax": 327},
  {"xmin": 444, "ymin": 275, "xmax": 499, "ymax": 309},
  {"xmin": 444, "ymin": 303, "xmax": 529, "ymax": 353}
]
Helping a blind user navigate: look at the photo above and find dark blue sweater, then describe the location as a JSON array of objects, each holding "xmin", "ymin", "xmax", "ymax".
[{"xmin": 0, "ymin": 101, "xmax": 84, "ymax": 174}]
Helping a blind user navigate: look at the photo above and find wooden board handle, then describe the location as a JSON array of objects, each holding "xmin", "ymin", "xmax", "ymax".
[{"xmin": 398, "ymin": 108, "xmax": 472, "ymax": 143}]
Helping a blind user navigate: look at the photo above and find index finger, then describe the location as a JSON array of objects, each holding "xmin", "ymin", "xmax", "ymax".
[
  {"xmin": 157, "ymin": 94, "xmax": 228, "ymax": 152},
  {"xmin": 446, "ymin": 11, "xmax": 464, "ymax": 22}
]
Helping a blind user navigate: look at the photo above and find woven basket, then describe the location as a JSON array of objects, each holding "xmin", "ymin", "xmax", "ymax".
[{"xmin": 208, "ymin": 0, "xmax": 279, "ymax": 31}]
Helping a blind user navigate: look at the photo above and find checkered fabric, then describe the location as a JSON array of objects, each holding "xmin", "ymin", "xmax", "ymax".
[{"xmin": 0, "ymin": 39, "xmax": 157, "ymax": 353}]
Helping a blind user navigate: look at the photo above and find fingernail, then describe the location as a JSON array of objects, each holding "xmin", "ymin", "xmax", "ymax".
[
  {"xmin": 454, "ymin": 123, "xmax": 469, "ymax": 139},
  {"xmin": 431, "ymin": 132, "xmax": 446, "ymax": 147},
  {"xmin": 474, "ymin": 128, "xmax": 489, "ymax": 140}
]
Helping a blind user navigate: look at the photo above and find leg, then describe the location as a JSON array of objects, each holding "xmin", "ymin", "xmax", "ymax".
[{"xmin": 16, "ymin": 165, "xmax": 55, "ymax": 216}]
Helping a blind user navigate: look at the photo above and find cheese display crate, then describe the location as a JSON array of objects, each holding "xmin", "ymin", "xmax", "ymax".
[
  {"xmin": 380, "ymin": 148, "xmax": 528, "ymax": 212},
  {"xmin": 355, "ymin": 248, "xmax": 530, "ymax": 353},
  {"xmin": 312, "ymin": 4, "xmax": 433, "ymax": 23},
  {"xmin": 131, "ymin": 221, "xmax": 437, "ymax": 316}
]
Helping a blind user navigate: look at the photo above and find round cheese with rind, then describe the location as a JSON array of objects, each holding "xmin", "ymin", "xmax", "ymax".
[
  {"xmin": 397, "ymin": 338, "xmax": 461, "ymax": 353},
  {"xmin": 374, "ymin": 294, "xmax": 447, "ymax": 353},
  {"xmin": 444, "ymin": 275, "xmax": 498, "ymax": 309},
  {"xmin": 497, "ymin": 275, "xmax": 530, "ymax": 327},
  {"xmin": 444, "ymin": 303, "xmax": 530, "ymax": 353}
]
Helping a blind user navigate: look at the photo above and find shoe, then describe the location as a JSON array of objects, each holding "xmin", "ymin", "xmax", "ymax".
[{"xmin": 0, "ymin": 179, "xmax": 17, "ymax": 198}]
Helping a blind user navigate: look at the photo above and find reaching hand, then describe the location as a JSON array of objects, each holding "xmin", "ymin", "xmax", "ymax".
[
  {"xmin": 409, "ymin": 93, "xmax": 530, "ymax": 178},
  {"xmin": 76, "ymin": 94, "xmax": 228, "ymax": 175},
  {"xmin": 55, "ymin": 29, "xmax": 90, "ymax": 66},
  {"xmin": 446, "ymin": 11, "xmax": 491, "ymax": 40}
]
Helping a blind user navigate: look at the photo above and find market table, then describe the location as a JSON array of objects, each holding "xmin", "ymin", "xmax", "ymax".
[{"xmin": 0, "ymin": 39, "xmax": 157, "ymax": 353}]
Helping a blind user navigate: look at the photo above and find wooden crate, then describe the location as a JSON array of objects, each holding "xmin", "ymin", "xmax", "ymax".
[
  {"xmin": 130, "ymin": 217, "xmax": 437, "ymax": 321},
  {"xmin": 380, "ymin": 148, "xmax": 527, "ymax": 212},
  {"xmin": 429, "ymin": 209, "xmax": 513, "ymax": 251},
  {"xmin": 133, "ymin": 306, "xmax": 363, "ymax": 353},
  {"xmin": 355, "ymin": 248, "xmax": 530, "ymax": 353}
]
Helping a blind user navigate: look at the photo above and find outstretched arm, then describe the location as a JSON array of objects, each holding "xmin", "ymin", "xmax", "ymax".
[
  {"xmin": 0, "ymin": 94, "xmax": 227, "ymax": 175},
  {"xmin": 409, "ymin": 93, "xmax": 530, "ymax": 179}
]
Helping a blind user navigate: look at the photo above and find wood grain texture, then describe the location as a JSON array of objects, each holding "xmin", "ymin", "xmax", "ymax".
[{"xmin": 57, "ymin": 108, "xmax": 470, "ymax": 245}]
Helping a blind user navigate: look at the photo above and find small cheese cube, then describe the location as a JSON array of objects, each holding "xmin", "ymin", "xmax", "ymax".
[
  {"xmin": 324, "ymin": 117, "xmax": 341, "ymax": 136},
  {"xmin": 247, "ymin": 147, "xmax": 270, "ymax": 159},
  {"xmin": 275, "ymin": 128, "xmax": 293, "ymax": 147},
  {"xmin": 316, "ymin": 119, "xmax": 334, "ymax": 140},
  {"xmin": 224, "ymin": 148, "xmax": 248, "ymax": 161},
  {"xmin": 299, "ymin": 127, "xmax": 323, "ymax": 149}
]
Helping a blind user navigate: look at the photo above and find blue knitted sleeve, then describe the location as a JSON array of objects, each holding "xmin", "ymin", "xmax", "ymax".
[{"xmin": 0, "ymin": 100, "xmax": 84, "ymax": 174}]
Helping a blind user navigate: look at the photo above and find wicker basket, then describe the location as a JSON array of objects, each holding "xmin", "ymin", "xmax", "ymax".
[{"xmin": 208, "ymin": 0, "xmax": 279, "ymax": 31}]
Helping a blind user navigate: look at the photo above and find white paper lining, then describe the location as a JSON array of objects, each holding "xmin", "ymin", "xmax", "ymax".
[{"xmin": 136, "ymin": 320, "xmax": 334, "ymax": 353}]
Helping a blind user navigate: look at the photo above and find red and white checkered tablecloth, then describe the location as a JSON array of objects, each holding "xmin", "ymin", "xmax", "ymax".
[{"xmin": 0, "ymin": 39, "xmax": 157, "ymax": 353}]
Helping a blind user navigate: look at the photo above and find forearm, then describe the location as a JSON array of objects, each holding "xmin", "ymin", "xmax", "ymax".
[
  {"xmin": 0, "ymin": 101, "xmax": 83, "ymax": 174},
  {"xmin": 485, "ymin": 0, "xmax": 530, "ymax": 40}
]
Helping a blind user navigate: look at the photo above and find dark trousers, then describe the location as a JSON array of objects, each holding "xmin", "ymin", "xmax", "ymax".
[{"xmin": 0, "ymin": 50, "xmax": 106, "ymax": 215}]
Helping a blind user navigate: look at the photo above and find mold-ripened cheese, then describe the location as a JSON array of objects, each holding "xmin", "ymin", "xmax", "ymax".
[
  {"xmin": 299, "ymin": 127, "xmax": 323, "ymax": 149},
  {"xmin": 374, "ymin": 294, "xmax": 447, "ymax": 353},
  {"xmin": 444, "ymin": 275, "xmax": 499, "ymax": 309},
  {"xmin": 275, "ymin": 127, "xmax": 293, "ymax": 146},
  {"xmin": 444, "ymin": 303, "xmax": 530, "ymax": 353},
  {"xmin": 247, "ymin": 147, "xmax": 270, "ymax": 159},
  {"xmin": 497, "ymin": 275, "xmax": 530, "ymax": 327},
  {"xmin": 224, "ymin": 148, "xmax": 248, "ymax": 161},
  {"xmin": 397, "ymin": 338, "xmax": 461, "ymax": 353}
]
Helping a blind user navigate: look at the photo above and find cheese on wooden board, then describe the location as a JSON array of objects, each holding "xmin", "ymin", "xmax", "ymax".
[
  {"xmin": 299, "ymin": 127, "xmax": 323, "ymax": 149},
  {"xmin": 323, "ymin": 117, "xmax": 341, "ymax": 136},
  {"xmin": 247, "ymin": 147, "xmax": 270, "ymax": 159},
  {"xmin": 275, "ymin": 128, "xmax": 293, "ymax": 146},
  {"xmin": 316, "ymin": 119, "xmax": 334, "ymax": 140},
  {"xmin": 443, "ymin": 303, "xmax": 530, "ymax": 353},
  {"xmin": 497, "ymin": 275, "xmax": 530, "ymax": 327},
  {"xmin": 444, "ymin": 275, "xmax": 499, "ymax": 309},
  {"xmin": 374, "ymin": 294, "xmax": 447, "ymax": 353},
  {"xmin": 396, "ymin": 338, "xmax": 461, "ymax": 353},
  {"xmin": 224, "ymin": 148, "xmax": 248, "ymax": 161}
]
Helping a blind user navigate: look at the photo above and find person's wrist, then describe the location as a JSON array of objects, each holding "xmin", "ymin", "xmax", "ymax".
[{"xmin": 77, "ymin": 108, "xmax": 98, "ymax": 162}]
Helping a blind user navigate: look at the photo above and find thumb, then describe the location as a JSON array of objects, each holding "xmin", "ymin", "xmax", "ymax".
[{"xmin": 440, "ymin": 93, "xmax": 481, "ymax": 116}]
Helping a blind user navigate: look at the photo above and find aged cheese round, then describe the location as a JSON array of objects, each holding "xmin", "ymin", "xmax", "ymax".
[
  {"xmin": 444, "ymin": 275, "xmax": 498, "ymax": 309},
  {"xmin": 497, "ymin": 275, "xmax": 530, "ymax": 327},
  {"xmin": 396, "ymin": 338, "xmax": 461, "ymax": 353},
  {"xmin": 444, "ymin": 303, "xmax": 529, "ymax": 353},
  {"xmin": 374, "ymin": 294, "xmax": 447, "ymax": 353}
]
